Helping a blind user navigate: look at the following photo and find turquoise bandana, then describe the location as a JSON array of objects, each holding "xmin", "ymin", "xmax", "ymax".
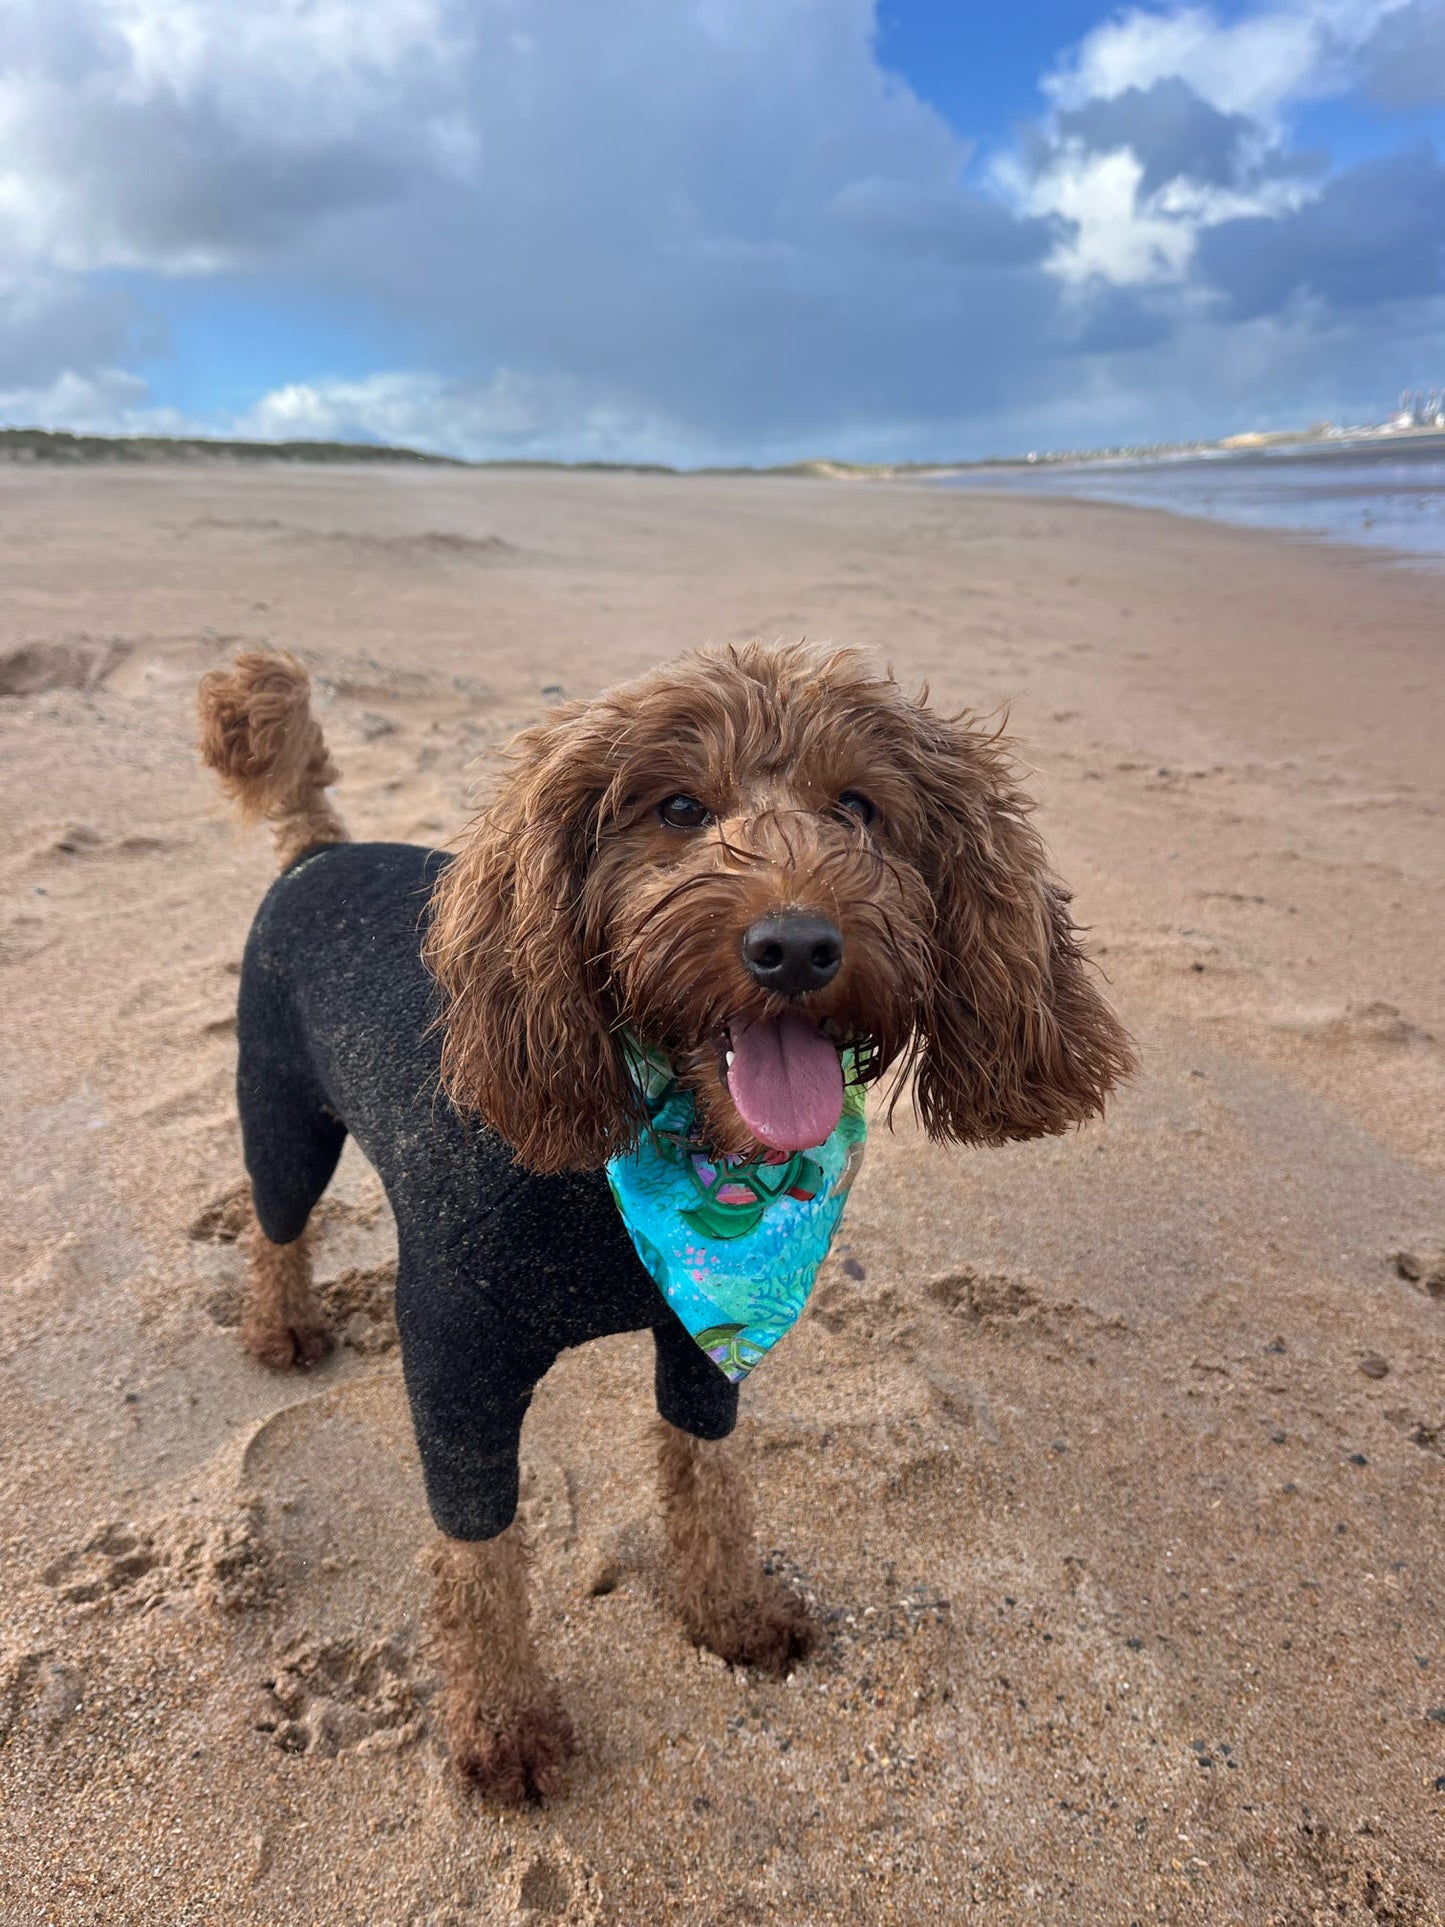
[{"xmin": 606, "ymin": 1038, "xmax": 867, "ymax": 1381}]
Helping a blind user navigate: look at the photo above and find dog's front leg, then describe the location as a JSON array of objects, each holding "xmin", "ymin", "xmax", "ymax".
[
  {"xmin": 429, "ymin": 1523, "xmax": 574, "ymax": 1802},
  {"xmin": 656, "ymin": 1420, "xmax": 814, "ymax": 1672}
]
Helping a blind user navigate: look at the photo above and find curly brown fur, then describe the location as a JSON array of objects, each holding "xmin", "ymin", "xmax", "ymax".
[
  {"xmin": 428, "ymin": 1526, "xmax": 575, "ymax": 1803},
  {"xmin": 426, "ymin": 639, "xmax": 1136, "ymax": 1169},
  {"xmin": 240, "ymin": 1218, "xmax": 333, "ymax": 1371},
  {"xmin": 198, "ymin": 651, "xmax": 348, "ymax": 872},
  {"xmin": 656, "ymin": 1421, "xmax": 814, "ymax": 1671}
]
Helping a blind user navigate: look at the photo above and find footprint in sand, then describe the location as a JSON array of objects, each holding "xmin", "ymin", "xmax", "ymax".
[
  {"xmin": 0, "ymin": 910, "xmax": 53, "ymax": 968},
  {"xmin": 1384, "ymin": 1409, "xmax": 1444, "ymax": 1458},
  {"xmin": 924, "ymin": 1266, "xmax": 1129, "ymax": 1343},
  {"xmin": 1271, "ymin": 1000, "xmax": 1436, "ymax": 1049},
  {"xmin": 1393, "ymin": 1243, "xmax": 1445, "ymax": 1301},
  {"xmin": 506, "ymin": 1848, "xmax": 602, "ymax": 1923},
  {"xmin": 188, "ymin": 1181, "xmax": 251, "ymax": 1246},
  {"xmin": 23, "ymin": 821, "xmax": 173, "ymax": 863},
  {"xmin": 808, "ymin": 1271, "xmax": 914, "ymax": 1340},
  {"xmin": 39, "ymin": 1500, "xmax": 271, "ymax": 1615},
  {"xmin": 40, "ymin": 1521, "xmax": 160, "ymax": 1606},
  {"xmin": 924, "ymin": 1268, "xmax": 1040, "ymax": 1319},
  {"xmin": 0, "ymin": 1654, "xmax": 85, "ymax": 1745},
  {"xmin": 256, "ymin": 1632, "xmax": 423, "ymax": 1758},
  {"xmin": 317, "ymin": 1264, "xmax": 399, "ymax": 1355}
]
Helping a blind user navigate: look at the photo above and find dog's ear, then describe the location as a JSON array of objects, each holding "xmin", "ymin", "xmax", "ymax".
[
  {"xmin": 896, "ymin": 698, "xmax": 1136, "ymax": 1144},
  {"xmin": 424, "ymin": 711, "xmax": 641, "ymax": 1173}
]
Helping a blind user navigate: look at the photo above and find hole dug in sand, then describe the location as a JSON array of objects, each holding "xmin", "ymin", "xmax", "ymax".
[{"xmin": 0, "ymin": 637, "xmax": 129, "ymax": 697}]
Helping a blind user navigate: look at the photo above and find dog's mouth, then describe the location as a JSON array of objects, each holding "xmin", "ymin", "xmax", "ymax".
[{"xmin": 715, "ymin": 1013, "xmax": 846, "ymax": 1153}]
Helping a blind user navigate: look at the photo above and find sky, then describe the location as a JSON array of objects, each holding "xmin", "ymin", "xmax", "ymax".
[{"xmin": 1, "ymin": 0, "xmax": 1442, "ymax": 465}]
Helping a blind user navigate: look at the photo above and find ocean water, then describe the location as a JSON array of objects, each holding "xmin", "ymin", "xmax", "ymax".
[{"xmin": 939, "ymin": 434, "xmax": 1445, "ymax": 563}]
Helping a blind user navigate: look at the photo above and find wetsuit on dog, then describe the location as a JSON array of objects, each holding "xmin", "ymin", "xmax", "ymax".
[{"xmin": 236, "ymin": 841, "xmax": 738, "ymax": 1541}]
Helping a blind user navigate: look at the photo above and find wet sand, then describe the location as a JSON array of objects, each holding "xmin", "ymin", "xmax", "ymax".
[{"xmin": 1, "ymin": 464, "xmax": 1443, "ymax": 1924}]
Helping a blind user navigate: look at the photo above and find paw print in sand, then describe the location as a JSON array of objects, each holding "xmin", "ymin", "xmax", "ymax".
[
  {"xmin": 256, "ymin": 1634, "xmax": 424, "ymax": 1758},
  {"xmin": 41, "ymin": 1522, "xmax": 159, "ymax": 1607}
]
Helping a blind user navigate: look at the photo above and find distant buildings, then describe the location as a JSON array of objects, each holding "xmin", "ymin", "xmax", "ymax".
[{"xmin": 1391, "ymin": 389, "xmax": 1445, "ymax": 429}]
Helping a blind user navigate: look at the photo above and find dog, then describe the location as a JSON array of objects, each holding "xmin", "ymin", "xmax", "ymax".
[{"xmin": 197, "ymin": 640, "xmax": 1134, "ymax": 1803}]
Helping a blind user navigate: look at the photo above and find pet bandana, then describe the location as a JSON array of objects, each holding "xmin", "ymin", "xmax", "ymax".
[{"xmin": 606, "ymin": 1037, "xmax": 868, "ymax": 1381}]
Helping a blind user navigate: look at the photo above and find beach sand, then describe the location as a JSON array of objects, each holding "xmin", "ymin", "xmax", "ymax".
[{"xmin": 1, "ymin": 464, "xmax": 1442, "ymax": 1924}]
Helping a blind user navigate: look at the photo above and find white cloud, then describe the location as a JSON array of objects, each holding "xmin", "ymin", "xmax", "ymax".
[
  {"xmin": 1000, "ymin": 137, "xmax": 1314, "ymax": 288},
  {"xmin": 235, "ymin": 369, "xmax": 696, "ymax": 466},
  {"xmin": 1043, "ymin": 0, "xmax": 1414, "ymax": 124},
  {"xmin": 1003, "ymin": 148, "xmax": 1192, "ymax": 285},
  {"xmin": 1001, "ymin": 1, "xmax": 1404, "ymax": 292},
  {"xmin": 0, "ymin": 365, "xmax": 189, "ymax": 433},
  {"xmin": 0, "ymin": 0, "xmax": 471, "ymax": 272}
]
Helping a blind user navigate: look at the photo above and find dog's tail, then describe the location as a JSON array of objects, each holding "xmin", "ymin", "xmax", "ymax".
[{"xmin": 198, "ymin": 652, "xmax": 349, "ymax": 872}]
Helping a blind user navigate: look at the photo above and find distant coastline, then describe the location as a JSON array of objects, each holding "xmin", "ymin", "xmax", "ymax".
[{"xmin": 3, "ymin": 418, "xmax": 1444, "ymax": 480}]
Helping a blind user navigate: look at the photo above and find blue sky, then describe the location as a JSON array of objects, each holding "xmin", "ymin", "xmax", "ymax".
[{"xmin": 1, "ymin": 0, "xmax": 1442, "ymax": 464}]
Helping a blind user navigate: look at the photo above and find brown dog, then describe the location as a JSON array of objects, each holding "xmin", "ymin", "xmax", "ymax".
[{"xmin": 200, "ymin": 640, "xmax": 1133, "ymax": 1800}]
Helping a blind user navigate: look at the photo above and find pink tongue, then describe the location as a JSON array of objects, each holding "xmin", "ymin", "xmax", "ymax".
[{"xmin": 727, "ymin": 1014, "xmax": 845, "ymax": 1153}]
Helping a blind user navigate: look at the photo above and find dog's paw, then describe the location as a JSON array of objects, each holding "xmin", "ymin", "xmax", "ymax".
[
  {"xmin": 697, "ymin": 1581, "xmax": 816, "ymax": 1675},
  {"xmin": 242, "ymin": 1319, "xmax": 335, "ymax": 1371},
  {"xmin": 451, "ymin": 1696, "xmax": 576, "ymax": 1804}
]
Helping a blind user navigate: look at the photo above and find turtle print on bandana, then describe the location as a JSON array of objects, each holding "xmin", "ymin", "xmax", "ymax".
[{"xmin": 607, "ymin": 1037, "xmax": 868, "ymax": 1381}]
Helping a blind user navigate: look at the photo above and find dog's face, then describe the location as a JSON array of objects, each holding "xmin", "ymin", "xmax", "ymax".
[
  {"xmin": 581, "ymin": 684, "xmax": 938, "ymax": 1160},
  {"xmin": 426, "ymin": 643, "xmax": 1134, "ymax": 1173}
]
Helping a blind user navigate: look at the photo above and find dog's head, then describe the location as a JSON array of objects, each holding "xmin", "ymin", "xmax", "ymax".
[{"xmin": 425, "ymin": 642, "xmax": 1135, "ymax": 1172}]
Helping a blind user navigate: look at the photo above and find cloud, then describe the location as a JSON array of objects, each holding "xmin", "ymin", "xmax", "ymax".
[
  {"xmin": 1360, "ymin": 0, "xmax": 1445, "ymax": 108},
  {"xmin": 1199, "ymin": 145, "xmax": 1445, "ymax": 317},
  {"xmin": 1052, "ymin": 77, "xmax": 1307, "ymax": 198},
  {"xmin": 0, "ymin": 0, "xmax": 469, "ymax": 271},
  {"xmin": 0, "ymin": 0, "xmax": 1440, "ymax": 462},
  {"xmin": 829, "ymin": 178, "xmax": 1056, "ymax": 268},
  {"xmin": 0, "ymin": 365, "xmax": 189, "ymax": 434},
  {"xmin": 0, "ymin": 269, "xmax": 152, "ymax": 388},
  {"xmin": 1042, "ymin": 1, "xmax": 1410, "ymax": 124},
  {"xmin": 998, "ymin": 9, "xmax": 1405, "ymax": 296},
  {"xmin": 234, "ymin": 369, "xmax": 693, "ymax": 465},
  {"xmin": 2, "ymin": 0, "xmax": 1087, "ymax": 459}
]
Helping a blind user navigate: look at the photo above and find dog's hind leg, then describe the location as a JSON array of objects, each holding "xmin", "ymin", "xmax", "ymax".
[
  {"xmin": 429, "ymin": 1525, "xmax": 575, "ymax": 1803},
  {"xmin": 240, "ymin": 1218, "xmax": 333, "ymax": 1371},
  {"xmin": 238, "ymin": 1075, "xmax": 346, "ymax": 1371},
  {"xmin": 656, "ymin": 1420, "xmax": 815, "ymax": 1674}
]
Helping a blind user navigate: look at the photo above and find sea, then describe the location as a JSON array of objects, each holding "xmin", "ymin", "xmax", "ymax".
[{"xmin": 939, "ymin": 432, "xmax": 1445, "ymax": 564}]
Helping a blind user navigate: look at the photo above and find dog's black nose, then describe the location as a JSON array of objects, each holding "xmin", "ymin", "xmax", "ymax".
[{"xmin": 741, "ymin": 913, "xmax": 844, "ymax": 998}]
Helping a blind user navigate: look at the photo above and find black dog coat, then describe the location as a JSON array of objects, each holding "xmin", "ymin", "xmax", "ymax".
[{"xmin": 236, "ymin": 840, "xmax": 739, "ymax": 1540}]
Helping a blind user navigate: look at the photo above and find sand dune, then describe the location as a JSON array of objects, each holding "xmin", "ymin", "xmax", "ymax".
[{"xmin": 2, "ymin": 464, "xmax": 1442, "ymax": 1923}]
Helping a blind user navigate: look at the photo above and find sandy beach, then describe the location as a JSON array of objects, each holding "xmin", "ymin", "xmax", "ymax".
[{"xmin": 2, "ymin": 463, "xmax": 1442, "ymax": 1925}]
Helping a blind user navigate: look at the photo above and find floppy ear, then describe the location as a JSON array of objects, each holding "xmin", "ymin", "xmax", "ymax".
[
  {"xmin": 901, "ymin": 703, "xmax": 1136, "ymax": 1144},
  {"xmin": 423, "ymin": 713, "xmax": 642, "ymax": 1173}
]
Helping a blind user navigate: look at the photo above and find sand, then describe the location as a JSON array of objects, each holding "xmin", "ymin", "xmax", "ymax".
[{"xmin": 1, "ymin": 463, "xmax": 1442, "ymax": 1925}]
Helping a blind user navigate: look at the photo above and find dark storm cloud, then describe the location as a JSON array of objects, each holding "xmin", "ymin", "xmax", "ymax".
[
  {"xmin": 1360, "ymin": 0, "xmax": 1445, "ymax": 109},
  {"xmin": 30, "ymin": 105, "xmax": 416, "ymax": 261},
  {"xmin": 1052, "ymin": 77, "xmax": 1277, "ymax": 195},
  {"xmin": 830, "ymin": 178, "xmax": 1058, "ymax": 266},
  {"xmin": 1199, "ymin": 147, "xmax": 1445, "ymax": 319},
  {"xmin": 1062, "ymin": 284, "xmax": 1174, "ymax": 356}
]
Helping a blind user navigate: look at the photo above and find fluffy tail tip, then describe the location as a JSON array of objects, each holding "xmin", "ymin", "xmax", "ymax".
[{"xmin": 198, "ymin": 651, "xmax": 347, "ymax": 870}]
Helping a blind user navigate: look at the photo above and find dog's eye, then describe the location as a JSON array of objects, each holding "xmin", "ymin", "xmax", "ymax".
[
  {"xmin": 837, "ymin": 790, "xmax": 876, "ymax": 827},
  {"xmin": 659, "ymin": 794, "xmax": 711, "ymax": 830}
]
